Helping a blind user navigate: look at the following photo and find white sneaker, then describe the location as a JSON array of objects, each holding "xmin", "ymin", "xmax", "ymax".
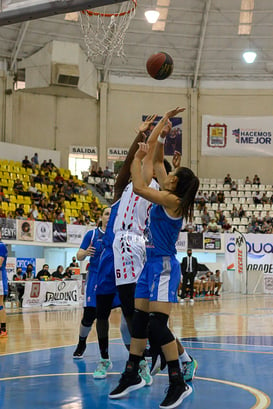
[
  {"xmin": 189, "ymin": 299, "xmax": 194, "ymax": 304},
  {"xmin": 180, "ymin": 299, "xmax": 185, "ymax": 304}
]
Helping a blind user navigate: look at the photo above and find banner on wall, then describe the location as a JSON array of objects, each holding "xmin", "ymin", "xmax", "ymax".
[
  {"xmin": 35, "ymin": 222, "xmax": 52, "ymax": 243},
  {"xmin": 234, "ymin": 230, "xmax": 248, "ymax": 293},
  {"xmin": 67, "ymin": 224, "xmax": 88, "ymax": 245},
  {"xmin": 188, "ymin": 233, "xmax": 203, "ymax": 249},
  {"xmin": 203, "ymin": 233, "xmax": 222, "ymax": 250},
  {"xmin": 22, "ymin": 281, "xmax": 81, "ymax": 307},
  {"xmin": 6, "ymin": 257, "xmax": 16, "ymax": 281},
  {"xmin": 142, "ymin": 115, "xmax": 182, "ymax": 155},
  {"xmin": 17, "ymin": 220, "xmax": 35, "ymax": 241},
  {"xmin": 17, "ymin": 257, "xmax": 36, "ymax": 275},
  {"xmin": 0, "ymin": 218, "xmax": 16, "ymax": 240},
  {"xmin": 202, "ymin": 115, "xmax": 273, "ymax": 156},
  {"xmin": 53, "ymin": 222, "xmax": 67, "ymax": 242},
  {"xmin": 176, "ymin": 232, "xmax": 187, "ymax": 252},
  {"xmin": 225, "ymin": 234, "xmax": 273, "ymax": 293}
]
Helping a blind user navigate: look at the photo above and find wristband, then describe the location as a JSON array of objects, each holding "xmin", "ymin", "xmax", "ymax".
[{"xmin": 157, "ymin": 135, "xmax": 166, "ymax": 144}]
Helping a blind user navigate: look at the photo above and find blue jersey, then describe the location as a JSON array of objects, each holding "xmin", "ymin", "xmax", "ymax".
[
  {"xmin": 80, "ymin": 227, "xmax": 105, "ymax": 274},
  {"xmin": 0, "ymin": 241, "xmax": 8, "ymax": 295},
  {"xmin": 102, "ymin": 200, "xmax": 120, "ymax": 248},
  {"xmin": 145, "ymin": 204, "xmax": 182, "ymax": 258}
]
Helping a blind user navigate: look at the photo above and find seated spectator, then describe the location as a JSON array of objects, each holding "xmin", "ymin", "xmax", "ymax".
[
  {"xmin": 52, "ymin": 265, "xmax": 64, "ymax": 280},
  {"xmin": 210, "ymin": 191, "xmax": 217, "ymax": 203},
  {"xmin": 40, "ymin": 160, "xmax": 48, "ymax": 171},
  {"xmin": 28, "ymin": 204, "xmax": 39, "ymax": 220},
  {"xmin": 63, "ymin": 267, "xmax": 73, "ymax": 279},
  {"xmin": 70, "ymin": 257, "xmax": 77, "ymax": 267},
  {"xmin": 15, "ymin": 204, "xmax": 25, "ymax": 219},
  {"xmin": 230, "ymin": 180, "xmax": 237, "ymax": 191},
  {"xmin": 201, "ymin": 223, "xmax": 208, "ymax": 233},
  {"xmin": 54, "ymin": 212, "xmax": 65, "ymax": 224},
  {"xmin": 201, "ymin": 208, "xmax": 210, "ymax": 225},
  {"xmin": 33, "ymin": 171, "xmax": 45, "ymax": 184},
  {"xmin": 207, "ymin": 219, "xmax": 218, "ymax": 232},
  {"xmin": 103, "ymin": 166, "xmax": 113, "ymax": 178},
  {"xmin": 96, "ymin": 178, "xmax": 111, "ymax": 196},
  {"xmin": 194, "ymin": 191, "xmax": 203, "ymax": 205},
  {"xmin": 231, "ymin": 205, "xmax": 239, "ymax": 218},
  {"xmin": 198, "ymin": 193, "xmax": 209, "ymax": 210},
  {"xmin": 245, "ymin": 176, "xmax": 251, "ymax": 185},
  {"xmin": 78, "ymin": 184, "xmax": 89, "ymax": 196},
  {"xmin": 22, "ymin": 155, "xmax": 32, "ymax": 169},
  {"xmin": 47, "ymin": 159, "xmax": 56, "ymax": 172},
  {"xmin": 13, "ymin": 267, "xmax": 23, "ymax": 281},
  {"xmin": 0, "ymin": 187, "xmax": 9, "ymax": 203},
  {"xmin": 73, "ymin": 216, "xmax": 84, "ymax": 225},
  {"xmin": 253, "ymin": 191, "xmax": 262, "ymax": 204},
  {"xmin": 97, "ymin": 166, "xmax": 103, "ymax": 177},
  {"xmin": 0, "ymin": 206, "xmax": 6, "ymax": 219},
  {"xmin": 13, "ymin": 179, "xmax": 24, "ymax": 195},
  {"xmin": 54, "ymin": 171, "xmax": 65, "ymax": 187},
  {"xmin": 36, "ymin": 264, "xmax": 51, "ymax": 280},
  {"xmin": 90, "ymin": 165, "xmax": 98, "ymax": 177},
  {"xmin": 261, "ymin": 193, "xmax": 268, "ymax": 204},
  {"xmin": 253, "ymin": 174, "xmax": 260, "ymax": 185},
  {"xmin": 216, "ymin": 209, "xmax": 225, "ymax": 227},
  {"xmin": 224, "ymin": 173, "xmax": 232, "ymax": 185},
  {"xmin": 28, "ymin": 181, "xmax": 40, "ymax": 199},
  {"xmin": 25, "ymin": 263, "xmax": 34, "ymax": 279},
  {"xmin": 222, "ymin": 217, "xmax": 232, "ymax": 231},
  {"xmin": 238, "ymin": 205, "xmax": 245, "ymax": 218},
  {"xmin": 217, "ymin": 191, "xmax": 225, "ymax": 204},
  {"xmin": 31, "ymin": 152, "xmax": 39, "ymax": 166}
]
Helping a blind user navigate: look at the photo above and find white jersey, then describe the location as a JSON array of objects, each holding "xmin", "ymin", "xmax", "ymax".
[{"xmin": 113, "ymin": 179, "xmax": 159, "ymax": 235}]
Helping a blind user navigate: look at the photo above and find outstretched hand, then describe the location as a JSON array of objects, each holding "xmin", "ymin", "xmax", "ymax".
[
  {"xmin": 161, "ymin": 119, "xmax": 172, "ymax": 136},
  {"xmin": 164, "ymin": 107, "xmax": 185, "ymax": 119},
  {"xmin": 172, "ymin": 150, "xmax": 181, "ymax": 169},
  {"xmin": 135, "ymin": 142, "xmax": 150, "ymax": 160},
  {"xmin": 139, "ymin": 114, "xmax": 157, "ymax": 133}
]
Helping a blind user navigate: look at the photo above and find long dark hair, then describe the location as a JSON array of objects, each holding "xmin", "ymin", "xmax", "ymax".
[{"xmin": 170, "ymin": 166, "xmax": 199, "ymax": 221}]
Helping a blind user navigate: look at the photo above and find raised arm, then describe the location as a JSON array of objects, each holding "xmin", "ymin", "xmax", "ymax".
[{"xmin": 113, "ymin": 114, "xmax": 156, "ymax": 201}]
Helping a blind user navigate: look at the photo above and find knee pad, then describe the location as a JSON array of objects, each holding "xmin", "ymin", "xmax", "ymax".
[
  {"xmin": 132, "ymin": 309, "xmax": 149, "ymax": 339},
  {"xmin": 149, "ymin": 312, "xmax": 174, "ymax": 347},
  {"xmin": 81, "ymin": 307, "xmax": 96, "ymax": 327}
]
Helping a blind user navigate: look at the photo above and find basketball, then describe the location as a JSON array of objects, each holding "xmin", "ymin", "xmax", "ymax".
[{"xmin": 146, "ymin": 52, "xmax": 174, "ymax": 80}]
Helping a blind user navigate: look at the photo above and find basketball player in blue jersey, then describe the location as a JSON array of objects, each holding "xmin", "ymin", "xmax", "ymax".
[
  {"xmin": 109, "ymin": 108, "xmax": 199, "ymax": 409},
  {"xmin": 0, "ymin": 232, "xmax": 8, "ymax": 337},
  {"xmin": 73, "ymin": 206, "xmax": 113, "ymax": 358},
  {"xmin": 93, "ymin": 114, "xmax": 157, "ymax": 379}
]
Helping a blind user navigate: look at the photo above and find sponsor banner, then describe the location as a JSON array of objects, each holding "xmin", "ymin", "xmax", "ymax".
[
  {"xmin": 203, "ymin": 233, "xmax": 222, "ymax": 250},
  {"xmin": 142, "ymin": 115, "xmax": 182, "ymax": 155},
  {"xmin": 53, "ymin": 222, "xmax": 67, "ymax": 242},
  {"xmin": 225, "ymin": 234, "xmax": 273, "ymax": 293},
  {"xmin": 188, "ymin": 232, "xmax": 203, "ymax": 250},
  {"xmin": 22, "ymin": 280, "xmax": 81, "ymax": 307},
  {"xmin": 35, "ymin": 221, "xmax": 52, "ymax": 243},
  {"xmin": 6, "ymin": 257, "xmax": 16, "ymax": 281},
  {"xmin": 0, "ymin": 218, "xmax": 16, "ymax": 240},
  {"xmin": 17, "ymin": 220, "xmax": 35, "ymax": 241},
  {"xmin": 67, "ymin": 224, "xmax": 88, "ymax": 245},
  {"xmin": 17, "ymin": 257, "xmax": 36, "ymax": 275},
  {"xmin": 234, "ymin": 231, "xmax": 248, "ymax": 293},
  {"xmin": 202, "ymin": 115, "xmax": 273, "ymax": 156},
  {"xmin": 176, "ymin": 232, "xmax": 187, "ymax": 252}
]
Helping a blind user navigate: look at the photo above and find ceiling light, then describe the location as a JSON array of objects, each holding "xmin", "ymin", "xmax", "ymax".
[
  {"xmin": 145, "ymin": 10, "xmax": 160, "ymax": 24},
  {"xmin": 243, "ymin": 51, "xmax": 257, "ymax": 63}
]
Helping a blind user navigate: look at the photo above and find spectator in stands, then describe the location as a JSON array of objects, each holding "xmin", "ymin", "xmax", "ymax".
[
  {"xmin": 73, "ymin": 216, "xmax": 84, "ymax": 225},
  {"xmin": 103, "ymin": 166, "xmax": 113, "ymax": 178},
  {"xmin": 54, "ymin": 212, "xmax": 65, "ymax": 224},
  {"xmin": 96, "ymin": 166, "xmax": 103, "ymax": 177},
  {"xmin": 231, "ymin": 205, "xmax": 239, "ymax": 218},
  {"xmin": 40, "ymin": 160, "xmax": 48, "ymax": 171},
  {"xmin": 36, "ymin": 264, "xmax": 51, "ymax": 280},
  {"xmin": 33, "ymin": 170, "xmax": 44, "ymax": 184},
  {"xmin": 222, "ymin": 216, "xmax": 232, "ymax": 231},
  {"xmin": 216, "ymin": 209, "xmax": 225, "ymax": 227},
  {"xmin": 28, "ymin": 181, "xmax": 40, "ymax": 200},
  {"xmin": 253, "ymin": 174, "xmax": 260, "ymax": 185},
  {"xmin": 245, "ymin": 176, "xmax": 251, "ymax": 185},
  {"xmin": 13, "ymin": 178, "xmax": 24, "ymax": 195},
  {"xmin": 0, "ymin": 187, "xmax": 9, "ymax": 203},
  {"xmin": 253, "ymin": 191, "xmax": 262, "ymax": 204},
  {"xmin": 217, "ymin": 190, "xmax": 225, "ymax": 204},
  {"xmin": 264, "ymin": 211, "xmax": 272, "ymax": 224},
  {"xmin": 261, "ymin": 193, "xmax": 268, "ymax": 204},
  {"xmin": 15, "ymin": 204, "xmax": 25, "ymax": 219},
  {"xmin": 194, "ymin": 191, "xmax": 203, "ymax": 205},
  {"xmin": 208, "ymin": 218, "xmax": 218, "ymax": 232},
  {"xmin": 238, "ymin": 205, "xmax": 245, "ymax": 218},
  {"xmin": 70, "ymin": 257, "xmax": 77, "ymax": 267},
  {"xmin": 210, "ymin": 191, "xmax": 217, "ymax": 203},
  {"xmin": 31, "ymin": 152, "xmax": 39, "ymax": 166},
  {"xmin": 22, "ymin": 155, "xmax": 32, "ymax": 169},
  {"xmin": 0, "ymin": 208, "xmax": 6, "ymax": 218},
  {"xmin": 78, "ymin": 184, "xmax": 89, "ymax": 196},
  {"xmin": 63, "ymin": 182, "xmax": 75, "ymax": 202},
  {"xmin": 47, "ymin": 159, "xmax": 56, "ymax": 172},
  {"xmin": 201, "ymin": 223, "xmax": 208, "ymax": 233},
  {"xmin": 54, "ymin": 171, "xmax": 65, "ymax": 188},
  {"xmin": 25, "ymin": 263, "xmax": 34, "ymax": 279},
  {"xmin": 198, "ymin": 192, "xmax": 208, "ymax": 210},
  {"xmin": 90, "ymin": 165, "xmax": 98, "ymax": 177},
  {"xmin": 201, "ymin": 208, "xmax": 210, "ymax": 225},
  {"xmin": 28, "ymin": 204, "xmax": 39, "ymax": 220},
  {"xmin": 52, "ymin": 265, "xmax": 64, "ymax": 280},
  {"xmin": 63, "ymin": 267, "xmax": 72, "ymax": 279},
  {"xmin": 224, "ymin": 173, "xmax": 232, "ymax": 185},
  {"xmin": 247, "ymin": 223, "xmax": 255, "ymax": 233},
  {"xmin": 230, "ymin": 180, "xmax": 237, "ymax": 191}
]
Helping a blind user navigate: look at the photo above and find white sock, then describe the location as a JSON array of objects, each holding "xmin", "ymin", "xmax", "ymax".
[{"xmin": 179, "ymin": 350, "xmax": 191, "ymax": 363}]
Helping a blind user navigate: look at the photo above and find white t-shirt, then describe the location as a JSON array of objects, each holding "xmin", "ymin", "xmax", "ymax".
[{"xmin": 113, "ymin": 179, "xmax": 159, "ymax": 235}]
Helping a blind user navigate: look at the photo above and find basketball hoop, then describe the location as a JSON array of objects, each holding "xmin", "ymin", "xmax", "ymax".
[{"xmin": 80, "ymin": 0, "xmax": 137, "ymax": 61}]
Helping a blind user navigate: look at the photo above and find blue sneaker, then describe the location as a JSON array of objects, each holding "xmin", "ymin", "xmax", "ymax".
[
  {"xmin": 139, "ymin": 359, "xmax": 153, "ymax": 385},
  {"xmin": 182, "ymin": 357, "xmax": 198, "ymax": 382}
]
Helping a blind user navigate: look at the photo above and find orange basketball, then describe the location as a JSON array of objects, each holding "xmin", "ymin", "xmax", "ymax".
[{"xmin": 146, "ymin": 52, "xmax": 174, "ymax": 80}]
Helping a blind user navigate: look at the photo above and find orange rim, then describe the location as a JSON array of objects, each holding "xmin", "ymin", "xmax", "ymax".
[{"xmin": 81, "ymin": 0, "xmax": 137, "ymax": 17}]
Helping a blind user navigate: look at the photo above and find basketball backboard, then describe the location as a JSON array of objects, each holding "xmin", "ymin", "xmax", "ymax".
[{"xmin": 0, "ymin": 0, "xmax": 127, "ymax": 26}]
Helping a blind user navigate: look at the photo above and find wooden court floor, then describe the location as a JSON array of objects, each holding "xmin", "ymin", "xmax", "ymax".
[{"xmin": 0, "ymin": 293, "xmax": 272, "ymax": 409}]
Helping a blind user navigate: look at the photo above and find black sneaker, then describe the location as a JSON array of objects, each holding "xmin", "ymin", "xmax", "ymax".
[
  {"xmin": 150, "ymin": 351, "xmax": 167, "ymax": 376},
  {"xmin": 159, "ymin": 381, "xmax": 192, "ymax": 409},
  {"xmin": 109, "ymin": 372, "xmax": 145, "ymax": 399},
  {"xmin": 73, "ymin": 342, "xmax": 86, "ymax": 359}
]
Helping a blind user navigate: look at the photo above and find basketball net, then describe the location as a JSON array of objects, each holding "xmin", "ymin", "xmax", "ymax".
[{"xmin": 79, "ymin": 0, "xmax": 137, "ymax": 62}]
